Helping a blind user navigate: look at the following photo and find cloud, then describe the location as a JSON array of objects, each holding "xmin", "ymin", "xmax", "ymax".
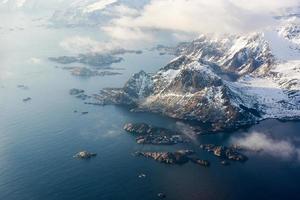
[
  {"xmin": 102, "ymin": 25, "xmax": 153, "ymax": 41},
  {"xmin": 103, "ymin": 0, "xmax": 300, "ymax": 42},
  {"xmin": 82, "ymin": 0, "xmax": 118, "ymax": 13},
  {"xmin": 102, "ymin": 4, "xmax": 139, "ymax": 17},
  {"xmin": 60, "ymin": 36, "xmax": 119, "ymax": 54},
  {"xmin": 1, "ymin": 0, "xmax": 27, "ymax": 8},
  {"xmin": 16, "ymin": 0, "xmax": 26, "ymax": 7},
  {"xmin": 28, "ymin": 57, "xmax": 42, "ymax": 64},
  {"xmin": 231, "ymin": 132, "xmax": 300, "ymax": 160},
  {"xmin": 175, "ymin": 121, "xmax": 198, "ymax": 142}
]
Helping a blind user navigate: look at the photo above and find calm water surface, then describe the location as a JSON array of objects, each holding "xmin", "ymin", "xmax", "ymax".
[{"xmin": 0, "ymin": 13, "xmax": 300, "ymax": 200}]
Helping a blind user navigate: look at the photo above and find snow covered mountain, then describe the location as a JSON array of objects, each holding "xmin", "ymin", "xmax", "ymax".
[{"xmin": 95, "ymin": 17, "xmax": 300, "ymax": 132}]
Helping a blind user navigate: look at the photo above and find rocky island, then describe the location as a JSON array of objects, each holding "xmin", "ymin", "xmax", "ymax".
[
  {"xmin": 69, "ymin": 88, "xmax": 84, "ymax": 95},
  {"xmin": 23, "ymin": 97, "xmax": 32, "ymax": 102},
  {"xmin": 200, "ymin": 144, "xmax": 248, "ymax": 162},
  {"xmin": 73, "ymin": 151, "xmax": 97, "ymax": 159},
  {"xmin": 123, "ymin": 123, "xmax": 189, "ymax": 145},
  {"xmin": 123, "ymin": 123, "xmax": 175, "ymax": 135},
  {"xmin": 49, "ymin": 53, "xmax": 123, "ymax": 68},
  {"xmin": 60, "ymin": 66, "xmax": 122, "ymax": 77},
  {"xmin": 69, "ymin": 88, "xmax": 91, "ymax": 100},
  {"xmin": 135, "ymin": 150, "xmax": 210, "ymax": 167},
  {"xmin": 49, "ymin": 48, "xmax": 142, "ymax": 69}
]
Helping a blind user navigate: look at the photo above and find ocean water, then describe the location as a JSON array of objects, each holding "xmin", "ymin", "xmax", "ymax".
[{"xmin": 1, "ymin": 13, "xmax": 300, "ymax": 200}]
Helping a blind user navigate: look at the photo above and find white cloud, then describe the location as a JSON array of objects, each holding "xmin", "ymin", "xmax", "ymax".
[
  {"xmin": 231, "ymin": 132, "xmax": 300, "ymax": 160},
  {"xmin": 103, "ymin": 0, "xmax": 300, "ymax": 42},
  {"xmin": 60, "ymin": 36, "xmax": 119, "ymax": 54},
  {"xmin": 28, "ymin": 57, "xmax": 41, "ymax": 64},
  {"xmin": 103, "ymin": 4, "xmax": 139, "ymax": 17},
  {"xmin": 1, "ymin": 0, "xmax": 27, "ymax": 7},
  {"xmin": 102, "ymin": 25, "xmax": 153, "ymax": 41},
  {"xmin": 175, "ymin": 121, "xmax": 198, "ymax": 142},
  {"xmin": 16, "ymin": 0, "xmax": 26, "ymax": 7},
  {"xmin": 83, "ymin": 0, "xmax": 118, "ymax": 13}
]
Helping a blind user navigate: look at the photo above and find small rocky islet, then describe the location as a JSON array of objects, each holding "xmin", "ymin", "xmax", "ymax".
[
  {"xmin": 73, "ymin": 151, "xmax": 97, "ymax": 159},
  {"xmin": 62, "ymin": 66, "xmax": 123, "ymax": 77},
  {"xmin": 123, "ymin": 123, "xmax": 189, "ymax": 145},
  {"xmin": 69, "ymin": 88, "xmax": 91, "ymax": 100},
  {"xmin": 200, "ymin": 144, "xmax": 248, "ymax": 162},
  {"xmin": 22, "ymin": 97, "xmax": 32, "ymax": 102},
  {"xmin": 135, "ymin": 150, "xmax": 210, "ymax": 167}
]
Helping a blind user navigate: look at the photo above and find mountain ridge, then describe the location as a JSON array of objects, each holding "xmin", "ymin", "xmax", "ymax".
[{"xmin": 92, "ymin": 17, "xmax": 300, "ymax": 133}]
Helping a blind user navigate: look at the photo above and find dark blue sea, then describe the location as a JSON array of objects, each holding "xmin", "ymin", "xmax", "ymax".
[{"xmin": 0, "ymin": 13, "xmax": 300, "ymax": 200}]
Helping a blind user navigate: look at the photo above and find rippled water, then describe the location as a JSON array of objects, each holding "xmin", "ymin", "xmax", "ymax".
[{"xmin": 1, "ymin": 13, "xmax": 300, "ymax": 200}]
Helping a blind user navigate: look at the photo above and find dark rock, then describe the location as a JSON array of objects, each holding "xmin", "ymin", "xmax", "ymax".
[
  {"xmin": 73, "ymin": 151, "xmax": 97, "ymax": 159},
  {"xmin": 135, "ymin": 135, "xmax": 188, "ymax": 145},
  {"xmin": 124, "ymin": 123, "xmax": 189, "ymax": 145},
  {"xmin": 23, "ymin": 97, "xmax": 32, "ymax": 102},
  {"xmin": 49, "ymin": 53, "xmax": 123, "ymax": 68},
  {"xmin": 190, "ymin": 157, "xmax": 210, "ymax": 167},
  {"xmin": 135, "ymin": 150, "xmax": 194, "ymax": 165},
  {"xmin": 157, "ymin": 193, "xmax": 166, "ymax": 199},
  {"xmin": 63, "ymin": 66, "xmax": 122, "ymax": 77},
  {"xmin": 69, "ymin": 88, "xmax": 84, "ymax": 95},
  {"xmin": 123, "ymin": 123, "xmax": 174, "ymax": 135},
  {"xmin": 76, "ymin": 93, "xmax": 91, "ymax": 100}
]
